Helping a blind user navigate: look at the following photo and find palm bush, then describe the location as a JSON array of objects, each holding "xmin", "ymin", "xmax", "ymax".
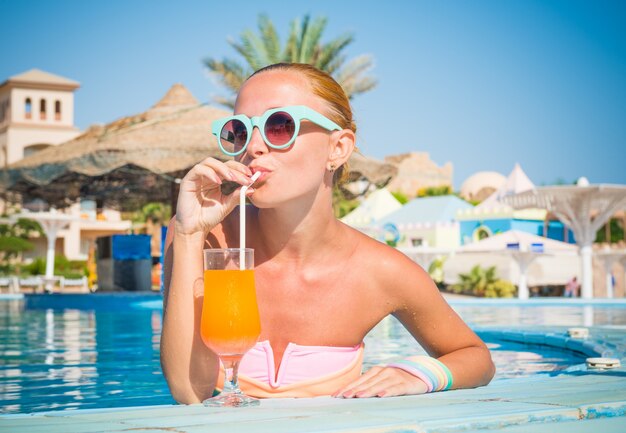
[{"xmin": 451, "ymin": 265, "xmax": 516, "ymax": 298}]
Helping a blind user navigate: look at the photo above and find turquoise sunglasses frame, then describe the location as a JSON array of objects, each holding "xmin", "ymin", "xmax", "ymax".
[{"xmin": 211, "ymin": 105, "xmax": 342, "ymax": 156}]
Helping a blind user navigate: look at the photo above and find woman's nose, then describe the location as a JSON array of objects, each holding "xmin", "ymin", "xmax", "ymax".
[{"xmin": 246, "ymin": 126, "xmax": 269, "ymax": 157}]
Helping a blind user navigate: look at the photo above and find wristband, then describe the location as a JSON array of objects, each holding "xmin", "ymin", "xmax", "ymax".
[{"xmin": 385, "ymin": 356, "xmax": 453, "ymax": 392}]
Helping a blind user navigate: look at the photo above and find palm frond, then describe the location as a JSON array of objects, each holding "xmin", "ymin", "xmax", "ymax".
[
  {"xmin": 203, "ymin": 57, "xmax": 249, "ymax": 93},
  {"xmin": 230, "ymin": 31, "xmax": 270, "ymax": 71},
  {"xmin": 317, "ymin": 33, "xmax": 353, "ymax": 70},
  {"xmin": 325, "ymin": 54, "xmax": 347, "ymax": 75},
  {"xmin": 212, "ymin": 94, "xmax": 236, "ymax": 110},
  {"xmin": 335, "ymin": 55, "xmax": 377, "ymax": 97},
  {"xmin": 283, "ymin": 17, "xmax": 301, "ymax": 62},
  {"xmin": 300, "ymin": 16, "xmax": 328, "ymax": 63},
  {"xmin": 344, "ymin": 76, "xmax": 377, "ymax": 98},
  {"xmin": 335, "ymin": 54, "xmax": 375, "ymax": 83},
  {"xmin": 258, "ymin": 14, "xmax": 282, "ymax": 64},
  {"xmin": 296, "ymin": 14, "xmax": 311, "ymax": 62}
]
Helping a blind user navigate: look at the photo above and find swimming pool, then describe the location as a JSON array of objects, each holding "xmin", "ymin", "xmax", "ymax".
[{"xmin": 0, "ymin": 294, "xmax": 624, "ymax": 414}]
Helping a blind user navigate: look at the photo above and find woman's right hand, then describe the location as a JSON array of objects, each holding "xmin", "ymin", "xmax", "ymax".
[{"xmin": 174, "ymin": 158, "xmax": 253, "ymax": 236}]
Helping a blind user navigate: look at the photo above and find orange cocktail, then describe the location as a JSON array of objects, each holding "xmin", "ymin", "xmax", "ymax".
[
  {"xmin": 201, "ymin": 248, "xmax": 259, "ymax": 407},
  {"xmin": 201, "ymin": 269, "xmax": 261, "ymax": 361}
]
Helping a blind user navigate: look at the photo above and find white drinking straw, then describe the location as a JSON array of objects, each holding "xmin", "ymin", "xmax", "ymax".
[{"xmin": 239, "ymin": 171, "xmax": 261, "ymax": 270}]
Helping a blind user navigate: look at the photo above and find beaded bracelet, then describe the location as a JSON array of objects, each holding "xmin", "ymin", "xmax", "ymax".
[{"xmin": 386, "ymin": 355, "xmax": 453, "ymax": 392}]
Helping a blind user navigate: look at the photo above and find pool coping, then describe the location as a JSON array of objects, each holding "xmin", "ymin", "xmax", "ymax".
[{"xmin": 1, "ymin": 370, "xmax": 625, "ymax": 432}]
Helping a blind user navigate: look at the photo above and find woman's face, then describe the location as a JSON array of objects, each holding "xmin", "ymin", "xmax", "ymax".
[{"xmin": 234, "ymin": 71, "xmax": 335, "ymax": 208}]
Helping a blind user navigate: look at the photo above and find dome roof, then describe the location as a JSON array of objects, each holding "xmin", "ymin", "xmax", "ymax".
[{"xmin": 460, "ymin": 171, "xmax": 506, "ymax": 200}]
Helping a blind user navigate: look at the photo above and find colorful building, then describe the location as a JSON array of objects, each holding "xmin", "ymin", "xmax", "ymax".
[
  {"xmin": 457, "ymin": 164, "xmax": 575, "ymax": 245},
  {"xmin": 378, "ymin": 195, "xmax": 473, "ymax": 248}
]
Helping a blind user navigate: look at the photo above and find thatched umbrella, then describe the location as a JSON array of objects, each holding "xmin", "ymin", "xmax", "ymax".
[
  {"xmin": 0, "ymin": 84, "xmax": 396, "ymax": 210},
  {"xmin": 1, "ymin": 84, "xmax": 228, "ymax": 210}
]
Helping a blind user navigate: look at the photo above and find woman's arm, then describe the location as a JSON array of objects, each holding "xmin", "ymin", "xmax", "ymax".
[
  {"xmin": 392, "ymin": 253, "xmax": 495, "ymax": 389},
  {"xmin": 160, "ymin": 158, "xmax": 253, "ymax": 404},
  {"xmin": 335, "ymin": 246, "xmax": 495, "ymax": 398},
  {"xmin": 160, "ymin": 222, "xmax": 218, "ymax": 404}
]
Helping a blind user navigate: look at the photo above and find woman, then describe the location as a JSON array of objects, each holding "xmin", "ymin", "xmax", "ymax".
[{"xmin": 161, "ymin": 63, "xmax": 495, "ymax": 403}]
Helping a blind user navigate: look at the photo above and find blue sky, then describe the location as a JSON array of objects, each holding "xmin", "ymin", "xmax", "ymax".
[{"xmin": 2, "ymin": 0, "xmax": 625, "ymax": 188}]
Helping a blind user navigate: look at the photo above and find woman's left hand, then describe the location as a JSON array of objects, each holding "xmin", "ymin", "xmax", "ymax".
[{"xmin": 332, "ymin": 366, "xmax": 429, "ymax": 398}]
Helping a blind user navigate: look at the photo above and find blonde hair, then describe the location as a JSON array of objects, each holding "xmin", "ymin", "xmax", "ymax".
[{"xmin": 249, "ymin": 63, "xmax": 355, "ymax": 184}]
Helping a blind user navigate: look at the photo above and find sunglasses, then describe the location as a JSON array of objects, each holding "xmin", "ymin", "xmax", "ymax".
[{"xmin": 211, "ymin": 105, "xmax": 342, "ymax": 156}]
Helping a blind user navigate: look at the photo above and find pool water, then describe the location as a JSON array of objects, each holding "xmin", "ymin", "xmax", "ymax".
[
  {"xmin": 0, "ymin": 304, "xmax": 173, "ymax": 414},
  {"xmin": 363, "ymin": 316, "xmax": 585, "ymax": 379},
  {"xmin": 0, "ymin": 297, "xmax": 624, "ymax": 414}
]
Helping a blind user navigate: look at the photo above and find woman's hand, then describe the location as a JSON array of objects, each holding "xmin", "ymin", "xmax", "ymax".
[
  {"xmin": 175, "ymin": 158, "xmax": 253, "ymax": 235},
  {"xmin": 332, "ymin": 366, "xmax": 429, "ymax": 398}
]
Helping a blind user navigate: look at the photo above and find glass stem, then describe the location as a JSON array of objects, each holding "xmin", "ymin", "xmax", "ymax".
[{"xmin": 222, "ymin": 359, "xmax": 242, "ymax": 395}]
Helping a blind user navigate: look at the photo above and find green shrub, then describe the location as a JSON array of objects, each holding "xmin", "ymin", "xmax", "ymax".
[
  {"xmin": 484, "ymin": 279, "xmax": 516, "ymax": 298},
  {"xmin": 452, "ymin": 265, "xmax": 516, "ymax": 298},
  {"xmin": 22, "ymin": 255, "xmax": 87, "ymax": 279},
  {"xmin": 391, "ymin": 191, "xmax": 409, "ymax": 205},
  {"xmin": 428, "ymin": 257, "xmax": 446, "ymax": 285}
]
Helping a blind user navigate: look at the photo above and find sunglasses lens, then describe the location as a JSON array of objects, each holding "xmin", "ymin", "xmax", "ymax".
[
  {"xmin": 220, "ymin": 119, "xmax": 247, "ymax": 154},
  {"xmin": 265, "ymin": 111, "xmax": 296, "ymax": 146}
]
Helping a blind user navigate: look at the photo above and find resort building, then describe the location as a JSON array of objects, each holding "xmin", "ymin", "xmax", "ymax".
[
  {"xmin": 384, "ymin": 152, "xmax": 453, "ymax": 199},
  {"xmin": 0, "ymin": 69, "xmax": 81, "ymax": 166},
  {"xmin": 341, "ymin": 187, "xmax": 403, "ymax": 237},
  {"xmin": 456, "ymin": 164, "xmax": 574, "ymax": 245},
  {"xmin": 378, "ymin": 195, "xmax": 473, "ymax": 249},
  {"xmin": 1, "ymin": 69, "xmax": 131, "ymax": 262}
]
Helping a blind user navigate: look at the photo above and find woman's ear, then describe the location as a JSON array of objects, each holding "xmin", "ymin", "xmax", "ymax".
[{"xmin": 327, "ymin": 129, "xmax": 356, "ymax": 170}]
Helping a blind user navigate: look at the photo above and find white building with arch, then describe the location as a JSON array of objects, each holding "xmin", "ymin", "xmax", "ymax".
[{"xmin": 0, "ymin": 69, "xmax": 81, "ymax": 166}]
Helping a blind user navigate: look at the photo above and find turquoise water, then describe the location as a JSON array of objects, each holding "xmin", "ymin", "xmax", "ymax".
[{"xmin": 0, "ymin": 295, "xmax": 624, "ymax": 414}]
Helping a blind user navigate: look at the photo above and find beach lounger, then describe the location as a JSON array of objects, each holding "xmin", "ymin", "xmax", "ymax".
[
  {"xmin": 18, "ymin": 276, "xmax": 44, "ymax": 292},
  {"xmin": 0, "ymin": 276, "xmax": 19, "ymax": 293},
  {"xmin": 60, "ymin": 276, "xmax": 90, "ymax": 293}
]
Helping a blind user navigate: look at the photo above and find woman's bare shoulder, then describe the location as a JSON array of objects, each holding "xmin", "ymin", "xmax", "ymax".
[
  {"xmin": 347, "ymin": 226, "xmax": 415, "ymax": 269},
  {"xmin": 347, "ymin": 225, "xmax": 433, "ymax": 298}
]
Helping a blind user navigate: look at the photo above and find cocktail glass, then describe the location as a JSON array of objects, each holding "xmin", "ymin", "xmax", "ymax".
[{"xmin": 200, "ymin": 248, "xmax": 261, "ymax": 407}]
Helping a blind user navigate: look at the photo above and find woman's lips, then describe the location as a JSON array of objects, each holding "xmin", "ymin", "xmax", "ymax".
[{"xmin": 250, "ymin": 167, "xmax": 272, "ymax": 182}]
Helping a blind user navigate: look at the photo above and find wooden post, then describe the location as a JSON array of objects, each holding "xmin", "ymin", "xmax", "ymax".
[{"xmin": 170, "ymin": 181, "xmax": 180, "ymax": 217}]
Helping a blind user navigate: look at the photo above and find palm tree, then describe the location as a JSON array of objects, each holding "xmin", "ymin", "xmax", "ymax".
[{"xmin": 205, "ymin": 14, "xmax": 377, "ymax": 108}]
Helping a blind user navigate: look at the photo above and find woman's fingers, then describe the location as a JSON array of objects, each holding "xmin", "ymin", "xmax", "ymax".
[
  {"xmin": 333, "ymin": 366, "xmax": 383, "ymax": 398},
  {"xmin": 343, "ymin": 375, "xmax": 387, "ymax": 398},
  {"xmin": 371, "ymin": 383, "xmax": 411, "ymax": 398},
  {"xmin": 188, "ymin": 164, "xmax": 222, "ymax": 188},
  {"xmin": 183, "ymin": 158, "xmax": 253, "ymax": 189},
  {"xmin": 223, "ymin": 161, "xmax": 253, "ymax": 186},
  {"xmin": 333, "ymin": 367, "xmax": 429, "ymax": 399},
  {"xmin": 199, "ymin": 159, "xmax": 236, "ymax": 182},
  {"xmin": 224, "ymin": 160, "xmax": 253, "ymax": 176},
  {"xmin": 351, "ymin": 371, "xmax": 418, "ymax": 398},
  {"xmin": 201, "ymin": 159, "xmax": 251, "ymax": 186}
]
